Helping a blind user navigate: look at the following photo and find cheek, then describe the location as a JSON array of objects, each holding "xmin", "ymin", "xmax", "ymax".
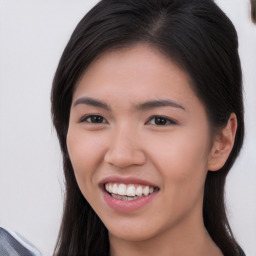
[
  {"xmin": 146, "ymin": 129, "xmax": 210, "ymax": 220},
  {"xmin": 146, "ymin": 127, "xmax": 210, "ymax": 185},
  {"xmin": 66, "ymin": 128, "xmax": 107, "ymax": 191}
]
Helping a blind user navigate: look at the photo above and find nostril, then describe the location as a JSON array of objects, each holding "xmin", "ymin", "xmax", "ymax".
[{"xmin": 104, "ymin": 149, "xmax": 146, "ymax": 168}]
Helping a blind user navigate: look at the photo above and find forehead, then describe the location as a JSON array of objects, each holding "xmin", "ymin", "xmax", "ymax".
[{"xmin": 72, "ymin": 43, "xmax": 202, "ymax": 112}]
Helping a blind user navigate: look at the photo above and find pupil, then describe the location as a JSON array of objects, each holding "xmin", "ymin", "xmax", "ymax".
[
  {"xmin": 155, "ymin": 117, "xmax": 166, "ymax": 125},
  {"xmin": 92, "ymin": 116, "xmax": 103, "ymax": 123}
]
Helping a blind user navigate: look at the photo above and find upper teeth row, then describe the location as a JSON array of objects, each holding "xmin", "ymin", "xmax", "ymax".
[{"xmin": 105, "ymin": 183, "xmax": 155, "ymax": 197}]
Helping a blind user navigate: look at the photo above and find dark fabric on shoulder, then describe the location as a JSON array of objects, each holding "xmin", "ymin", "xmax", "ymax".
[{"xmin": 0, "ymin": 228, "xmax": 39, "ymax": 256}]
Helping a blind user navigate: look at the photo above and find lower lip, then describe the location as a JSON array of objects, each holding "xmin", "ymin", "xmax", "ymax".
[{"xmin": 102, "ymin": 189, "xmax": 159, "ymax": 213}]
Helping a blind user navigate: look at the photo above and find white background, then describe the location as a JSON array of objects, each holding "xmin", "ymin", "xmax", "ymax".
[{"xmin": 0, "ymin": 1, "xmax": 255, "ymax": 255}]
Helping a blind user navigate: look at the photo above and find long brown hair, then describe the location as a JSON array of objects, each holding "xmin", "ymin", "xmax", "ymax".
[{"xmin": 51, "ymin": 0, "xmax": 245, "ymax": 255}]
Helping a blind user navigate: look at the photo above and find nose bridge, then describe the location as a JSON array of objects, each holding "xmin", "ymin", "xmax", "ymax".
[{"xmin": 104, "ymin": 123, "xmax": 146, "ymax": 168}]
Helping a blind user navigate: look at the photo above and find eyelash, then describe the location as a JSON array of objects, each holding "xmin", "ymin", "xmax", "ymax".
[
  {"xmin": 80, "ymin": 115, "xmax": 177, "ymax": 126},
  {"xmin": 80, "ymin": 115, "xmax": 108, "ymax": 124},
  {"xmin": 147, "ymin": 116, "xmax": 177, "ymax": 126}
]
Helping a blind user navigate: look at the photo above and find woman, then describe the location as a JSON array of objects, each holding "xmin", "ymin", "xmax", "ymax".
[{"xmin": 51, "ymin": 0, "xmax": 245, "ymax": 255}]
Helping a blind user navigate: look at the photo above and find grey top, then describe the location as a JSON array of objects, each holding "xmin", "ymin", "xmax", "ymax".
[{"xmin": 0, "ymin": 227, "xmax": 42, "ymax": 256}]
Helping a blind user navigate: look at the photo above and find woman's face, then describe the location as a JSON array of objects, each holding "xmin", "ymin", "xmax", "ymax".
[{"xmin": 67, "ymin": 44, "xmax": 213, "ymax": 242}]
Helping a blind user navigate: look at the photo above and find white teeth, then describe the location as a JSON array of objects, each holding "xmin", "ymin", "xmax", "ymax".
[
  {"xmin": 112, "ymin": 194, "xmax": 139, "ymax": 201},
  {"xmin": 117, "ymin": 184, "xmax": 126, "ymax": 195},
  {"xmin": 127, "ymin": 185, "xmax": 136, "ymax": 196},
  {"xmin": 135, "ymin": 186, "xmax": 143, "ymax": 197},
  {"xmin": 105, "ymin": 183, "xmax": 157, "ymax": 198},
  {"xmin": 143, "ymin": 186, "xmax": 149, "ymax": 196},
  {"xmin": 112, "ymin": 194, "xmax": 121, "ymax": 200},
  {"xmin": 127, "ymin": 196, "xmax": 137, "ymax": 201},
  {"xmin": 112, "ymin": 183, "xmax": 118, "ymax": 194}
]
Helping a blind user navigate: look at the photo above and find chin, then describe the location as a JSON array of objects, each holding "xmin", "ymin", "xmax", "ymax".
[
  {"xmin": 109, "ymin": 230, "xmax": 155, "ymax": 242},
  {"xmin": 106, "ymin": 221, "xmax": 162, "ymax": 242}
]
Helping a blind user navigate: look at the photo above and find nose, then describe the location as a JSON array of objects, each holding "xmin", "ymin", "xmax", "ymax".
[{"xmin": 104, "ymin": 126, "xmax": 146, "ymax": 168}]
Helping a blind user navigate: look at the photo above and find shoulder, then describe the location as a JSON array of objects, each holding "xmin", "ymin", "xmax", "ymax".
[{"xmin": 0, "ymin": 227, "xmax": 42, "ymax": 256}]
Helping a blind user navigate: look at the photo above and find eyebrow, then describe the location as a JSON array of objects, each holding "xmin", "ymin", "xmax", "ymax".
[
  {"xmin": 73, "ymin": 97, "xmax": 111, "ymax": 110},
  {"xmin": 135, "ymin": 99, "xmax": 185, "ymax": 111},
  {"xmin": 73, "ymin": 97, "xmax": 185, "ymax": 111}
]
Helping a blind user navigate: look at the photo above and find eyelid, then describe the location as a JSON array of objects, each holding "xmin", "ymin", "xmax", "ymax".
[
  {"xmin": 79, "ymin": 114, "xmax": 108, "ymax": 124},
  {"xmin": 146, "ymin": 115, "xmax": 178, "ymax": 126},
  {"xmin": 79, "ymin": 114, "xmax": 177, "ymax": 126}
]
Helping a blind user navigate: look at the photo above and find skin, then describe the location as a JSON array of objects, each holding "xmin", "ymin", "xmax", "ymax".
[{"xmin": 67, "ymin": 43, "xmax": 236, "ymax": 256}]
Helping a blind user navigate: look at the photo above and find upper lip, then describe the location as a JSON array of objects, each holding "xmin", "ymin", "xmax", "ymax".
[{"xmin": 99, "ymin": 175, "xmax": 159, "ymax": 188}]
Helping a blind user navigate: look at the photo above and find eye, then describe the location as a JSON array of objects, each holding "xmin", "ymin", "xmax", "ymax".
[
  {"xmin": 80, "ymin": 115, "xmax": 107, "ymax": 124},
  {"xmin": 147, "ymin": 116, "xmax": 177, "ymax": 126}
]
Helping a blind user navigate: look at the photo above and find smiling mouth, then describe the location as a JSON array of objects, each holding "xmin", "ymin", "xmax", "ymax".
[{"xmin": 104, "ymin": 183, "xmax": 159, "ymax": 201}]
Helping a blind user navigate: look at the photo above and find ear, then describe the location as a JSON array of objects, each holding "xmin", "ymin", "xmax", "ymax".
[{"xmin": 208, "ymin": 113, "xmax": 237, "ymax": 171}]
